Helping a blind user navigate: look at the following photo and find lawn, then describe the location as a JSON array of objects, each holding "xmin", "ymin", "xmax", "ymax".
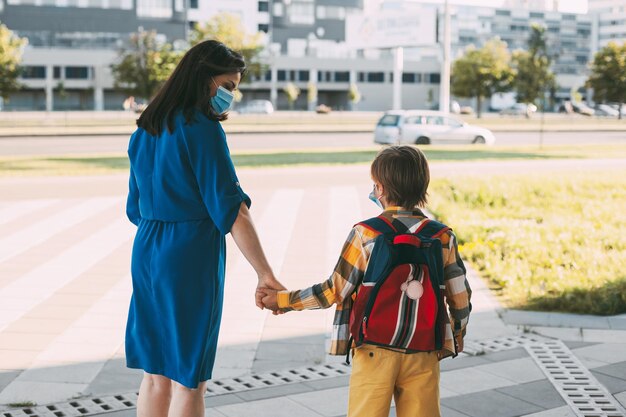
[
  {"xmin": 1, "ymin": 144, "xmax": 625, "ymax": 176},
  {"xmin": 428, "ymin": 170, "xmax": 626, "ymax": 315}
]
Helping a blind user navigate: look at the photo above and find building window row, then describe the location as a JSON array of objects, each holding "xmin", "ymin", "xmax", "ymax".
[
  {"xmin": 251, "ymin": 70, "xmax": 441, "ymax": 85},
  {"xmin": 20, "ymin": 65, "xmax": 93, "ymax": 80}
]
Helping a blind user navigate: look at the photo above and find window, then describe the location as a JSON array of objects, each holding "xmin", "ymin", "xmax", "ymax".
[
  {"xmin": 427, "ymin": 73, "xmax": 440, "ymax": 84},
  {"xmin": 530, "ymin": 12, "xmax": 544, "ymax": 19},
  {"xmin": 277, "ymin": 70, "xmax": 287, "ymax": 81},
  {"xmin": 65, "ymin": 66, "xmax": 90, "ymax": 79},
  {"xmin": 402, "ymin": 73, "xmax": 416, "ymax": 83},
  {"xmin": 189, "ymin": 0, "xmax": 198, "ymax": 8},
  {"xmin": 53, "ymin": 66, "xmax": 61, "ymax": 79},
  {"xmin": 317, "ymin": 5, "xmax": 345, "ymax": 20},
  {"xmin": 298, "ymin": 70, "xmax": 309, "ymax": 82},
  {"xmin": 21, "ymin": 66, "xmax": 46, "ymax": 79},
  {"xmin": 495, "ymin": 9, "xmax": 510, "ymax": 16},
  {"xmin": 562, "ymin": 14, "xmax": 576, "ymax": 21},
  {"xmin": 367, "ymin": 72, "xmax": 384, "ymax": 83},
  {"xmin": 258, "ymin": 24, "xmax": 269, "ymax": 33},
  {"xmin": 358, "ymin": 72, "xmax": 365, "ymax": 82},
  {"xmin": 377, "ymin": 115, "xmax": 400, "ymax": 126},
  {"xmin": 289, "ymin": 1, "xmax": 315, "ymax": 25},
  {"xmin": 335, "ymin": 71, "xmax": 349, "ymax": 82},
  {"xmin": 576, "ymin": 55, "xmax": 588, "ymax": 64},
  {"xmin": 264, "ymin": 70, "xmax": 272, "ymax": 81},
  {"xmin": 290, "ymin": 70, "xmax": 296, "ymax": 81},
  {"xmin": 258, "ymin": 1, "xmax": 269, "ymax": 12},
  {"xmin": 273, "ymin": 2, "xmax": 284, "ymax": 17}
]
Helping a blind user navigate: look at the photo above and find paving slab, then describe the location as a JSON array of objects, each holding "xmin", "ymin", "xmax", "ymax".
[
  {"xmin": 214, "ymin": 396, "xmax": 323, "ymax": 417},
  {"xmin": 477, "ymin": 357, "xmax": 545, "ymax": 384},
  {"xmin": 288, "ymin": 386, "xmax": 350, "ymax": 417},
  {"xmin": 440, "ymin": 367, "xmax": 517, "ymax": 395},
  {"xmin": 442, "ymin": 390, "xmax": 543, "ymax": 417},
  {"xmin": 590, "ymin": 370, "xmax": 626, "ymax": 394},
  {"xmin": 615, "ymin": 390, "xmax": 626, "ymax": 408},
  {"xmin": 495, "ymin": 380, "xmax": 566, "ymax": 409},
  {"xmin": 520, "ymin": 405, "xmax": 577, "ymax": 417}
]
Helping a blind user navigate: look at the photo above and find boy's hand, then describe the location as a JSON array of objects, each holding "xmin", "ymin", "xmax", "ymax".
[{"xmin": 258, "ymin": 288, "xmax": 280, "ymax": 312}]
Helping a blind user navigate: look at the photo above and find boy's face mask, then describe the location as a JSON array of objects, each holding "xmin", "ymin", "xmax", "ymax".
[
  {"xmin": 210, "ymin": 78, "xmax": 235, "ymax": 115},
  {"xmin": 369, "ymin": 184, "xmax": 383, "ymax": 209}
]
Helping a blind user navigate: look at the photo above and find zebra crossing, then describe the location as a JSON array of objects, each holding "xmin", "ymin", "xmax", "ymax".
[{"xmin": 0, "ymin": 175, "xmax": 377, "ymax": 406}]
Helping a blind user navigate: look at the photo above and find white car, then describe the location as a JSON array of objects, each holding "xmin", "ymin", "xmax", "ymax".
[
  {"xmin": 235, "ymin": 100, "xmax": 274, "ymax": 114},
  {"xmin": 374, "ymin": 110, "xmax": 496, "ymax": 145}
]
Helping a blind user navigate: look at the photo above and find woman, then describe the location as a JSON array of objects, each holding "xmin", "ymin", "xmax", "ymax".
[{"xmin": 125, "ymin": 40, "xmax": 285, "ymax": 417}]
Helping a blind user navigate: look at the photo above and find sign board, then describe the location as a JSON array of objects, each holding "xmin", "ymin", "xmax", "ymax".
[{"xmin": 346, "ymin": 7, "xmax": 438, "ymax": 49}]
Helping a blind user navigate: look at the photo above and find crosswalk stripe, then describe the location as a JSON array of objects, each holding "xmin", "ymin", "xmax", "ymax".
[
  {"xmin": 0, "ymin": 199, "xmax": 59, "ymax": 227},
  {"xmin": 0, "ymin": 218, "xmax": 134, "ymax": 333},
  {"xmin": 0, "ymin": 197, "xmax": 123, "ymax": 264},
  {"xmin": 0, "ymin": 276, "xmax": 132, "ymax": 404},
  {"xmin": 216, "ymin": 189, "xmax": 304, "ymax": 373}
]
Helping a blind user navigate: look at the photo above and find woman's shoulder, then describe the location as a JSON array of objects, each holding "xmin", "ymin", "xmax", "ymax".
[{"xmin": 177, "ymin": 108, "xmax": 223, "ymax": 133}]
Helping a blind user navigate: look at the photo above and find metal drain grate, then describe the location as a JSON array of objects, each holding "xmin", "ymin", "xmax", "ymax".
[
  {"xmin": 205, "ymin": 362, "xmax": 351, "ymax": 396},
  {"xmin": 1, "ymin": 363, "xmax": 351, "ymax": 417},
  {"xmin": 526, "ymin": 340, "xmax": 626, "ymax": 417},
  {"xmin": 0, "ymin": 394, "xmax": 138, "ymax": 417},
  {"xmin": 463, "ymin": 334, "xmax": 550, "ymax": 355}
]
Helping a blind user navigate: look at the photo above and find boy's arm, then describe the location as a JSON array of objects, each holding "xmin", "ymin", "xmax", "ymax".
[
  {"xmin": 442, "ymin": 231, "xmax": 472, "ymax": 351},
  {"xmin": 277, "ymin": 227, "xmax": 367, "ymax": 312}
]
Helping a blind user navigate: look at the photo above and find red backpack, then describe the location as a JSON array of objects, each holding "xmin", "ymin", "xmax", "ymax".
[{"xmin": 348, "ymin": 216, "xmax": 449, "ymax": 360}]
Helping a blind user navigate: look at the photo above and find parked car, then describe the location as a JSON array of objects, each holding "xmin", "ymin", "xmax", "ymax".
[
  {"xmin": 571, "ymin": 102, "xmax": 595, "ymax": 116},
  {"xmin": 595, "ymin": 104, "xmax": 619, "ymax": 117},
  {"xmin": 374, "ymin": 110, "xmax": 496, "ymax": 145},
  {"xmin": 235, "ymin": 100, "xmax": 274, "ymax": 114},
  {"xmin": 499, "ymin": 103, "xmax": 537, "ymax": 117}
]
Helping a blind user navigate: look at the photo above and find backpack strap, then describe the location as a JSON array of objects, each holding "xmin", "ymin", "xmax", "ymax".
[
  {"xmin": 416, "ymin": 219, "xmax": 451, "ymax": 239},
  {"xmin": 357, "ymin": 215, "xmax": 397, "ymax": 235}
]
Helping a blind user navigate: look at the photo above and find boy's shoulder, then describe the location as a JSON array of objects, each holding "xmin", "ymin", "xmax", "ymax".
[{"xmin": 353, "ymin": 215, "xmax": 456, "ymax": 245}]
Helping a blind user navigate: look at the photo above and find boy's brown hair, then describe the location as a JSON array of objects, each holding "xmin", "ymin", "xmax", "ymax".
[{"xmin": 370, "ymin": 146, "xmax": 430, "ymax": 208}]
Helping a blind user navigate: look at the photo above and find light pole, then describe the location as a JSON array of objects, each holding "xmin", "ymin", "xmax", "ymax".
[{"xmin": 439, "ymin": 0, "xmax": 451, "ymax": 115}]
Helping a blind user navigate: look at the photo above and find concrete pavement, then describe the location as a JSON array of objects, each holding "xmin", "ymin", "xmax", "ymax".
[{"xmin": 0, "ymin": 165, "xmax": 625, "ymax": 417}]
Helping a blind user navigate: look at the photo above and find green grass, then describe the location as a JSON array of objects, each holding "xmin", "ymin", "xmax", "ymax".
[
  {"xmin": 428, "ymin": 170, "xmax": 626, "ymax": 315},
  {"xmin": 1, "ymin": 144, "xmax": 625, "ymax": 176},
  {"xmin": 8, "ymin": 401, "xmax": 36, "ymax": 408}
]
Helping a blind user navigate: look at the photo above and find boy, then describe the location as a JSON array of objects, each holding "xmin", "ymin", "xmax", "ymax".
[{"xmin": 259, "ymin": 146, "xmax": 471, "ymax": 417}]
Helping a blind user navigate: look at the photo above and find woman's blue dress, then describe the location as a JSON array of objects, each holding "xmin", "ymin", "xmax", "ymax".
[{"xmin": 124, "ymin": 110, "xmax": 250, "ymax": 388}]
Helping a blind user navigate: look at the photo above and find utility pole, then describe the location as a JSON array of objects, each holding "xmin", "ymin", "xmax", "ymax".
[{"xmin": 440, "ymin": 0, "xmax": 451, "ymax": 115}]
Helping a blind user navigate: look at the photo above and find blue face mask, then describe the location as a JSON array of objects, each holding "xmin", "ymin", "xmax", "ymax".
[
  {"xmin": 210, "ymin": 78, "xmax": 234, "ymax": 115},
  {"xmin": 369, "ymin": 186, "xmax": 384, "ymax": 209}
]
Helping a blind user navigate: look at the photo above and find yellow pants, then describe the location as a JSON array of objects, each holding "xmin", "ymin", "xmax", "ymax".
[{"xmin": 348, "ymin": 344, "xmax": 441, "ymax": 417}]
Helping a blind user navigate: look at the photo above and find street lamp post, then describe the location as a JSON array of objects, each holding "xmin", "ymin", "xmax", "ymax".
[{"xmin": 440, "ymin": 0, "xmax": 451, "ymax": 115}]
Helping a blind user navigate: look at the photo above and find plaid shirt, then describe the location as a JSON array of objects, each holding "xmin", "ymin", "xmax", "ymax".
[{"xmin": 277, "ymin": 207, "xmax": 472, "ymax": 359}]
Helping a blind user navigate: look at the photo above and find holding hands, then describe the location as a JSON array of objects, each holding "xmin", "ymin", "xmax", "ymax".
[{"xmin": 255, "ymin": 272, "xmax": 286, "ymax": 314}]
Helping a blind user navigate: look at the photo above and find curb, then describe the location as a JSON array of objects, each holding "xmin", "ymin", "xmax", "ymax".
[{"xmin": 498, "ymin": 309, "xmax": 626, "ymax": 330}]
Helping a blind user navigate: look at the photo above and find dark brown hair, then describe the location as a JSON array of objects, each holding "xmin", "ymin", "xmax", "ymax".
[
  {"xmin": 371, "ymin": 146, "xmax": 430, "ymax": 208},
  {"xmin": 137, "ymin": 40, "xmax": 246, "ymax": 136}
]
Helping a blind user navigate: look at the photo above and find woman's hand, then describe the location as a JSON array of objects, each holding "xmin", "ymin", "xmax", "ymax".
[{"xmin": 255, "ymin": 272, "xmax": 286, "ymax": 309}]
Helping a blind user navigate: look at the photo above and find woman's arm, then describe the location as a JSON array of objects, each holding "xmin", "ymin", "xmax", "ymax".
[{"xmin": 230, "ymin": 202, "xmax": 286, "ymax": 308}]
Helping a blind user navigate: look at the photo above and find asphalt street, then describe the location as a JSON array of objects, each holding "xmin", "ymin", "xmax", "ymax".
[{"xmin": 0, "ymin": 130, "xmax": 625, "ymax": 156}]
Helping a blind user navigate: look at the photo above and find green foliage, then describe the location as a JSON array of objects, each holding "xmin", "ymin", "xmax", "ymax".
[
  {"xmin": 348, "ymin": 83, "xmax": 361, "ymax": 104},
  {"xmin": 190, "ymin": 12, "xmax": 265, "ymax": 79},
  {"xmin": 429, "ymin": 171, "xmax": 626, "ymax": 315},
  {"xmin": 0, "ymin": 21, "xmax": 27, "ymax": 100},
  {"xmin": 587, "ymin": 41, "xmax": 626, "ymax": 118},
  {"xmin": 451, "ymin": 38, "xmax": 514, "ymax": 118},
  {"xmin": 110, "ymin": 30, "xmax": 182, "ymax": 101},
  {"xmin": 283, "ymin": 82, "xmax": 300, "ymax": 109},
  {"xmin": 512, "ymin": 24, "xmax": 556, "ymax": 107},
  {"xmin": 307, "ymin": 82, "xmax": 317, "ymax": 103}
]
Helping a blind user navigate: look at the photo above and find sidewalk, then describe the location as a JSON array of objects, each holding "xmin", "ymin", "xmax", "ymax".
[{"xmin": 0, "ymin": 168, "xmax": 625, "ymax": 417}]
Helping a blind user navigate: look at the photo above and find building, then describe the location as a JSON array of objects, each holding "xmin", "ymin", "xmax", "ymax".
[
  {"xmin": 0, "ymin": 0, "xmax": 186, "ymax": 111},
  {"xmin": 187, "ymin": 0, "xmax": 270, "ymax": 37},
  {"xmin": 589, "ymin": 0, "xmax": 626, "ymax": 52}
]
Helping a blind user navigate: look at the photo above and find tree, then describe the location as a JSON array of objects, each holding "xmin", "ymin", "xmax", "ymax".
[
  {"xmin": 110, "ymin": 29, "xmax": 182, "ymax": 101},
  {"xmin": 0, "ymin": 22, "xmax": 27, "ymax": 102},
  {"xmin": 587, "ymin": 41, "xmax": 626, "ymax": 119},
  {"xmin": 512, "ymin": 24, "xmax": 556, "ymax": 109},
  {"xmin": 283, "ymin": 83, "xmax": 300, "ymax": 110},
  {"xmin": 451, "ymin": 38, "xmax": 514, "ymax": 118},
  {"xmin": 307, "ymin": 82, "xmax": 317, "ymax": 111},
  {"xmin": 190, "ymin": 12, "xmax": 265, "ymax": 78},
  {"xmin": 348, "ymin": 83, "xmax": 361, "ymax": 111}
]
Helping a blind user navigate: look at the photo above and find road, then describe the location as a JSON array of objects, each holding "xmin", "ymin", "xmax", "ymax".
[{"xmin": 0, "ymin": 130, "xmax": 625, "ymax": 156}]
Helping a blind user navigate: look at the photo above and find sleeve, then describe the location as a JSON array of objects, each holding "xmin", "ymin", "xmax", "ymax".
[
  {"xmin": 183, "ymin": 120, "xmax": 251, "ymax": 235},
  {"xmin": 126, "ymin": 163, "xmax": 141, "ymax": 226},
  {"xmin": 442, "ymin": 231, "xmax": 472, "ymax": 344},
  {"xmin": 277, "ymin": 227, "xmax": 367, "ymax": 311}
]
